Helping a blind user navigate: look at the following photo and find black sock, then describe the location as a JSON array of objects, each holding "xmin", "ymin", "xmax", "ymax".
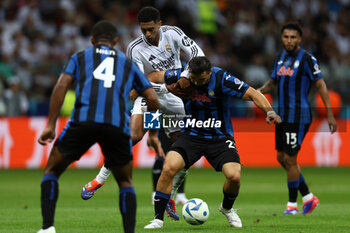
[
  {"xmin": 222, "ymin": 191, "xmax": 238, "ymax": 209},
  {"xmin": 40, "ymin": 174, "xmax": 58, "ymax": 229},
  {"xmin": 154, "ymin": 190, "xmax": 170, "ymax": 221},
  {"xmin": 298, "ymin": 174, "xmax": 310, "ymax": 196},
  {"xmin": 119, "ymin": 187, "xmax": 136, "ymax": 233},
  {"xmin": 152, "ymin": 158, "xmax": 164, "ymax": 191},
  {"xmin": 287, "ymin": 180, "xmax": 299, "ymax": 202}
]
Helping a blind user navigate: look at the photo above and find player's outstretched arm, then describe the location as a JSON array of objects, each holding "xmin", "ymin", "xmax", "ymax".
[
  {"xmin": 242, "ymin": 87, "xmax": 281, "ymax": 125},
  {"xmin": 38, "ymin": 74, "xmax": 74, "ymax": 145},
  {"xmin": 314, "ymin": 78, "xmax": 337, "ymax": 133},
  {"xmin": 257, "ymin": 79, "xmax": 276, "ymax": 94}
]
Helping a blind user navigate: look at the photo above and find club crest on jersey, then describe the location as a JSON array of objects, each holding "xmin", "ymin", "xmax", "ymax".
[
  {"xmin": 208, "ymin": 90, "xmax": 215, "ymax": 97},
  {"xmin": 278, "ymin": 66, "xmax": 294, "ymax": 76},
  {"xmin": 165, "ymin": 44, "xmax": 172, "ymax": 52},
  {"xmin": 294, "ymin": 60, "xmax": 300, "ymax": 69}
]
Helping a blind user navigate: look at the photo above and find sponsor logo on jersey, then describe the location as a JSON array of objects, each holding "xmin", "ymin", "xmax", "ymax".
[
  {"xmin": 190, "ymin": 91, "xmax": 212, "ymax": 102},
  {"xmin": 277, "ymin": 66, "xmax": 294, "ymax": 76},
  {"xmin": 151, "ymin": 54, "xmax": 175, "ymax": 70}
]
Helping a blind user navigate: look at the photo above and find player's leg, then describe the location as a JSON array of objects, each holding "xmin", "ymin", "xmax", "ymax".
[
  {"xmin": 81, "ymin": 164, "xmax": 111, "ymax": 200},
  {"xmin": 280, "ymin": 151, "xmax": 301, "ymax": 214},
  {"xmin": 220, "ymin": 162, "xmax": 242, "ymax": 228},
  {"xmin": 39, "ymin": 122, "xmax": 94, "ymax": 233},
  {"xmin": 38, "ymin": 146, "xmax": 75, "ymax": 232},
  {"xmin": 99, "ymin": 124, "xmax": 136, "ymax": 233},
  {"xmin": 111, "ymin": 161, "xmax": 136, "ymax": 233},
  {"xmin": 144, "ymin": 151, "xmax": 185, "ymax": 228},
  {"xmin": 152, "ymin": 156, "xmax": 164, "ymax": 203},
  {"xmin": 81, "ymin": 102, "xmax": 147, "ymax": 200}
]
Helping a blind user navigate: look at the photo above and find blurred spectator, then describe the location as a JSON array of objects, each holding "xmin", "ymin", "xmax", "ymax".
[{"xmin": 3, "ymin": 76, "xmax": 29, "ymax": 116}]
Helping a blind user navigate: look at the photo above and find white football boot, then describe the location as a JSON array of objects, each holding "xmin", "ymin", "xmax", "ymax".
[
  {"xmin": 37, "ymin": 226, "xmax": 56, "ymax": 233},
  {"xmin": 144, "ymin": 219, "xmax": 164, "ymax": 229},
  {"xmin": 219, "ymin": 203, "xmax": 242, "ymax": 228}
]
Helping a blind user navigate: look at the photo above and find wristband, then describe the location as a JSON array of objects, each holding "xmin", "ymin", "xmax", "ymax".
[{"xmin": 266, "ymin": 110, "xmax": 275, "ymax": 116}]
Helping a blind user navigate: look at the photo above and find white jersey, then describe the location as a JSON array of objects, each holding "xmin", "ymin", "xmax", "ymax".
[
  {"xmin": 127, "ymin": 26, "xmax": 204, "ymax": 135},
  {"xmin": 127, "ymin": 25, "xmax": 204, "ymax": 75}
]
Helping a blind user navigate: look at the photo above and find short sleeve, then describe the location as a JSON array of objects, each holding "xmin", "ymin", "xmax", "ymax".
[
  {"xmin": 221, "ymin": 72, "xmax": 249, "ymax": 98},
  {"xmin": 62, "ymin": 54, "xmax": 78, "ymax": 80},
  {"xmin": 305, "ymin": 54, "xmax": 322, "ymax": 81},
  {"xmin": 131, "ymin": 61, "xmax": 152, "ymax": 93}
]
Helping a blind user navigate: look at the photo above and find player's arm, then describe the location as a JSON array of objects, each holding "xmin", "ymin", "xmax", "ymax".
[
  {"xmin": 257, "ymin": 79, "xmax": 276, "ymax": 94},
  {"xmin": 242, "ymin": 87, "xmax": 281, "ymax": 125},
  {"xmin": 139, "ymin": 87, "xmax": 165, "ymax": 158},
  {"xmin": 173, "ymin": 26, "xmax": 205, "ymax": 60},
  {"xmin": 314, "ymin": 78, "xmax": 337, "ymax": 133},
  {"xmin": 133, "ymin": 63, "xmax": 165, "ymax": 158},
  {"xmin": 38, "ymin": 74, "xmax": 74, "ymax": 145}
]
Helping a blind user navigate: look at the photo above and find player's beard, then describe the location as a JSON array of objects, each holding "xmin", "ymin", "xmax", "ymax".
[{"xmin": 285, "ymin": 44, "xmax": 299, "ymax": 53}]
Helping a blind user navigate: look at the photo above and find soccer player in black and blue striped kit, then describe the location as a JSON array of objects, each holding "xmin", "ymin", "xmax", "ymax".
[
  {"xmin": 37, "ymin": 20, "xmax": 160, "ymax": 233},
  {"xmin": 258, "ymin": 22, "xmax": 337, "ymax": 215},
  {"xmin": 144, "ymin": 56, "xmax": 281, "ymax": 229}
]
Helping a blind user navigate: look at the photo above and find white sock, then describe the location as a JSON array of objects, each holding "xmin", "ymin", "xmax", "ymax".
[
  {"xmin": 287, "ymin": 202, "xmax": 298, "ymax": 207},
  {"xmin": 302, "ymin": 193, "xmax": 313, "ymax": 203},
  {"xmin": 95, "ymin": 165, "xmax": 111, "ymax": 184}
]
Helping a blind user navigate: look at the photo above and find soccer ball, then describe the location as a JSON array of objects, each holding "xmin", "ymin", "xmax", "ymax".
[{"xmin": 182, "ymin": 198, "xmax": 209, "ymax": 225}]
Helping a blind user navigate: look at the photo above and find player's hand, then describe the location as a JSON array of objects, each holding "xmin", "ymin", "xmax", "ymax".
[
  {"xmin": 178, "ymin": 77, "xmax": 191, "ymax": 89},
  {"xmin": 266, "ymin": 111, "xmax": 281, "ymax": 125},
  {"xmin": 38, "ymin": 127, "xmax": 56, "ymax": 146},
  {"xmin": 147, "ymin": 134, "xmax": 165, "ymax": 159},
  {"xmin": 166, "ymin": 82, "xmax": 194, "ymax": 99},
  {"xmin": 129, "ymin": 89, "xmax": 138, "ymax": 103},
  {"xmin": 328, "ymin": 116, "xmax": 337, "ymax": 133}
]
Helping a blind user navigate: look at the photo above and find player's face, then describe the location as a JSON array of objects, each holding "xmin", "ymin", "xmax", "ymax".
[
  {"xmin": 140, "ymin": 20, "xmax": 161, "ymax": 45},
  {"xmin": 281, "ymin": 29, "xmax": 301, "ymax": 53},
  {"xmin": 190, "ymin": 70, "xmax": 212, "ymax": 86}
]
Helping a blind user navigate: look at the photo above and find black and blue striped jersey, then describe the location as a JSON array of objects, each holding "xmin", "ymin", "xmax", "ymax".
[
  {"xmin": 181, "ymin": 67, "xmax": 249, "ymax": 139},
  {"xmin": 63, "ymin": 44, "xmax": 152, "ymax": 135},
  {"xmin": 271, "ymin": 48, "xmax": 322, "ymax": 124}
]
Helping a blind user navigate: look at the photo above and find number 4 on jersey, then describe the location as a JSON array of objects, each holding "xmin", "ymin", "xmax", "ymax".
[{"xmin": 93, "ymin": 57, "xmax": 115, "ymax": 88}]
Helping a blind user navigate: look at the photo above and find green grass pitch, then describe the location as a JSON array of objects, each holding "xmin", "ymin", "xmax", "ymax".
[{"xmin": 1, "ymin": 167, "xmax": 350, "ymax": 233}]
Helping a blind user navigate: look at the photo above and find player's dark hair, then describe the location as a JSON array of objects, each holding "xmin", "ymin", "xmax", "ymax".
[
  {"xmin": 137, "ymin": 6, "xmax": 160, "ymax": 23},
  {"xmin": 188, "ymin": 56, "xmax": 212, "ymax": 75},
  {"xmin": 281, "ymin": 22, "xmax": 303, "ymax": 37},
  {"xmin": 91, "ymin": 20, "xmax": 118, "ymax": 42}
]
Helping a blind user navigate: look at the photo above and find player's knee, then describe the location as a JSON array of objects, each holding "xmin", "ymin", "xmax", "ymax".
[
  {"xmin": 226, "ymin": 170, "xmax": 241, "ymax": 184},
  {"xmin": 161, "ymin": 162, "xmax": 178, "ymax": 178}
]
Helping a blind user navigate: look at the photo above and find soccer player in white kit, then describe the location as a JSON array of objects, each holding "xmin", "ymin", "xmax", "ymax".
[{"xmin": 81, "ymin": 6, "xmax": 204, "ymax": 221}]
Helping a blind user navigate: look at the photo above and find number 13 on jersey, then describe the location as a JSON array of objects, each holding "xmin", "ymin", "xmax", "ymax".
[{"xmin": 93, "ymin": 57, "xmax": 115, "ymax": 88}]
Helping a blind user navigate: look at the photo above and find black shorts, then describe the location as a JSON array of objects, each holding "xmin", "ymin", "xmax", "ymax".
[
  {"xmin": 275, "ymin": 122, "xmax": 310, "ymax": 155},
  {"xmin": 55, "ymin": 121, "xmax": 132, "ymax": 168},
  {"xmin": 170, "ymin": 133, "xmax": 240, "ymax": 171}
]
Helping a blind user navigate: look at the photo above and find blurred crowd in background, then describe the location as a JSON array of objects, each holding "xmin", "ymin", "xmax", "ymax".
[{"xmin": 0, "ymin": 0, "xmax": 349, "ymax": 117}]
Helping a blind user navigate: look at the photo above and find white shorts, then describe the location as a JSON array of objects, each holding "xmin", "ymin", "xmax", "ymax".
[{"xmin": 131, "ymin": 93, "xmax": 186, "ymax": 137}]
